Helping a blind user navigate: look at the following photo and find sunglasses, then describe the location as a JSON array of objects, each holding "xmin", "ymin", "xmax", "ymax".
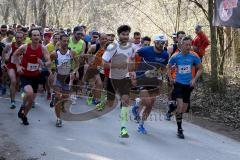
[
  {"xmin": 76, "ymin": 32, "xmax": 84, "ymax": 36},
  {"xmin": 155, "ymin": 41, "xmax": 165, "ymax": 45},
  {"xmin": 92, "ymin": 36, "xmax": 99, "ymax": 39}
]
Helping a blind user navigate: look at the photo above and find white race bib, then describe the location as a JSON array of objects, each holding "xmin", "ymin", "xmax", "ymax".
[
  {"xmin": 178, "ymin": 65, "xmax": 191, "ymax": 74},
  {"xmin": 27, "ymin": 63, "xmax": 39, "ymax": 71},
  {"xmin": 57, "ymin": 61, "xmax": 71, "ymax": 75}
]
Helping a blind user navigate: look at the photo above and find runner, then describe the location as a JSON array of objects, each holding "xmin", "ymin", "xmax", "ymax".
[
  {"xmin": 90, "ymin": 31, "xmax": 100, "ymax": 45},
  {"xmin": 47, "ymin": 32, "xmax": 61, "ymax": 105},
  {"xmin": 141, "ymin": 36, "xmax": 151, "ymax": 47},
  {"xmin": 84, "ymin": 33, "xmax": 108, "ymax": 111},
  {"xmin": 132, "ymin": 34, "xmax": 169, "ymax": 134},
  {"xmin": 0, "ymin": 25, "xmax": 7, "ymax": 40},
  {"xmin": 13, "ymin": 28, "xmax": 51, "ymax": 125},
  {"xmin": 168, "ymin": 36, "xmax": 203, "ymax": 139},
  {"xmin": 68, "ymin": 26, "xmax": 86, "ymax": 103},
  {"xmin": 106, "ymin": 34, "xmax": 115, "ymax": 44},
  {"xmin": 192, "ymin": 25, "xmax": 209, "ymax": 61},
  {"xmin": 102, "ymin": 25, "xmax": 136, "ymax": 138},
  {"xmin": 166, "ymin": 31, "xmax": 186, "ymax": 121},
  {"xmin": 50, "ymin": 34, "xmax": 79, "ymax": 127},
  {"xmin": 2, "ymin": 31, "xmax": 24, "ymax": 109},
  {"xmin": 0, "ymin": 32, "xmax": 6, "ymax": 95},
  {"xmin": 1, "ymin": 30, "xmax": 14, "ymax": 45}
]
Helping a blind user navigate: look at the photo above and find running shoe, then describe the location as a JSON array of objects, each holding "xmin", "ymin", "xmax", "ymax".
[
  {"xmin": 177, "ymin": 129, "xmax": 185, "ymax": 139},
  {"xmin": 96, "ymin": 102, "xmax": 105, "ymax": 111},
  {"xmin": 56, "ymin": 119, "xmax": 62, "ymax": 127},
  {"xmin": 120, "ymin": 127, "xmax": 129, "ymax": 138},
  {"xmin": 10, "ymin": 101, "xmax": 16, "ymax": 109},
  {"xmin": 18, "ymin": 106, "xmax": 25, "ymax": 118},
  {"xmin": 138, "ymin": 124, "xmax": 147, "ymax": 134},
  {"xmin": 165, "ymin": 112, "xmax": 172, "ymax": 121},
  {"xmin": 92, "ymin": 99, "xmax": 100, "ymax": 105},
  {"xmin": 21, "ymin": 115, "xmax": 29, "ymax": 125}
]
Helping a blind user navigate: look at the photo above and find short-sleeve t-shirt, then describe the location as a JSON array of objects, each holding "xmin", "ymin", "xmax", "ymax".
[
  {"xmin": 102, "ymin": 41, "xmax": 136, "ymax": 79},
  {"xmin": 168, "ymin": 52, "xmax": 201, "ymax": 85},
  {"xmin": 136, "ymin": 46, "xmax": 169, "ymax": 77}
]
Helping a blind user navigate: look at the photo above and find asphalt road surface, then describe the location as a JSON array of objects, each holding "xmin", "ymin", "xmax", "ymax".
[{"xmin": 0, "ymin": 94, "xmax": 240, "ymax": 160}]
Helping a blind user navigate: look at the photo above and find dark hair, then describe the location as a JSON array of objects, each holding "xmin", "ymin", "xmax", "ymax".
[
  {"xmin": 80, "ymin": 25, "xmax": 87, "ymax": 30},
  {"xmin": 180, "ymin": 35, "xmax": 192, "ymax": 44},
  {"xmin": 28, "ymin": 28, "xmax": 40, "ymax": 37},
  {"xmin": 21, "ymin": 27, "xmax": 28, "ymax": 33},
  {"xmin": 117, "ymin": 25, "xmax": 131, "ymax": 35},
  {"xmin": 7, "ymin": 30, "xmax": 14, "ymax": 36},
  {"xmin": 1, "ymin": 25, "xmax": 7, "ymax": 29},
  {"xmin": 176, "ymin": 31, "xmax": 185, "ymax": 38},
  {"xmin": 60, "ymin": 34, "xmax": 69, "ymax": 40},
  {"xmin": 73, "ymin": 26, "xmax": 82, "ymax": 32},
  {"xmin": 134, "ymin": 32, "xmax": 141, "ymax": 37},
  {"xmin": 17, "ymin": 25, "xmax": 22, "ymax": 29},
  {"xmin": 142, "ymin": 36, "xmax": 151, "ymax": 42}
]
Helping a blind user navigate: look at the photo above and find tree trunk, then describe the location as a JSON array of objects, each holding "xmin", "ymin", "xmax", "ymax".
[
  {"xmin": 233, "ymin": 29, "xmax": 240, "ymax": 64},
  {"xmin": 208, "ymin": 0, "xmax": 219, "ymax": 92},
  {"xmin": 3, "ymin": 3, "xmax": 10, "ymax": 24},
  {"xmin": 32, "ymin": 0, "xmax": 38, "ymax": 24},
  {"xmin": 38, "ymin": 0, "xmax": 47, "ymax": 27}
]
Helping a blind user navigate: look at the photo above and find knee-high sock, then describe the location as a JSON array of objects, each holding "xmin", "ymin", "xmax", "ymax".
[{"xmin": 120, "ymin": 106, "xmax": 129, "ymax": 128}]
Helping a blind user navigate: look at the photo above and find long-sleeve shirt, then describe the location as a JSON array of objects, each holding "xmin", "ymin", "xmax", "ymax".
[{"xmin": 192, "ymin": 31, "xmax": 210, "ymax": 57}]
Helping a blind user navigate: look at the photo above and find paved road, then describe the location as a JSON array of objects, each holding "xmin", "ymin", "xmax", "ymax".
[{"xmin": 0, "ymin": 94, "xmax": 240, "ymax": 160}]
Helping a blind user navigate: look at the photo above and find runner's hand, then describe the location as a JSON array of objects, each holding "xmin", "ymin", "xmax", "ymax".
[
  {"xmin": 37, "ymin": 58, "xmax": 44, "ymax": 66},
  {"xmin": 17, "ymin": 66, "xmax": 24, "ymax": 74},
  {"xmin": 129, "ymin": 72, "xmax": 137, "ymax": 86}
]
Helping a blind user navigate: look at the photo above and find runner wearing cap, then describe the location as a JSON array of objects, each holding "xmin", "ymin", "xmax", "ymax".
[{"xmin": 132, "ymin": 34, "xmax": 169, "ymax": 134}]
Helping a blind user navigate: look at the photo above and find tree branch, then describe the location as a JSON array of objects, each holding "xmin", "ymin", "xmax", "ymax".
[{"xmin": 189, "ymin": 0, "xmax": 209, "ymax": 20}]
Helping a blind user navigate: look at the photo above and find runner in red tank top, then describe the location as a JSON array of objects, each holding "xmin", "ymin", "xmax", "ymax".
[
  {"xmin": 2, "ymin": 31, "xmax": 24, "ymax": 109},
  {"xmin": 13, "ymin": 29, "xmax": 51, "ymax": 125}
]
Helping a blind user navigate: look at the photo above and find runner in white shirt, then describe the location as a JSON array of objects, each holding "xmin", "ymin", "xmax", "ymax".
[{"xmin": 102, "ymin": 25, "xmax": 136, "ymax": 138}]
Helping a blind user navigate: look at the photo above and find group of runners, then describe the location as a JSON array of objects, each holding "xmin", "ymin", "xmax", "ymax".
[{"xmin": 0, "ymin": 23, "xmax": 208, "ymax": 139}]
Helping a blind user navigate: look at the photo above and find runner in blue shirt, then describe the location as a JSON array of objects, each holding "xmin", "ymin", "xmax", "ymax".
[
  {"xmin": 132, "ymin": 34, "xmax": 169, "ymax": 134},
  {"xmin": 168, "ymin": 36, "xmax": 203, "ymax": 139}
]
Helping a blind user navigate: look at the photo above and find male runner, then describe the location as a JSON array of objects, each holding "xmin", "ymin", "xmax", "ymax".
[
  {"xmin": 168, "ymin": 36, "xmax": 203, "ymax": 139},
  {"xmin": 50, "ymin": 34, "xmax": 79, "ymax": 127},
  {"xmin": 13, "ymin": 28, "xmax": 51, "ymax": 125},
  {"xmin": 2, "ymin": 31, "xmax": 24, "ymax": 109},
  {"xmin": 102, "ymin": 25, "xmax": 136, "ymax": 138}
]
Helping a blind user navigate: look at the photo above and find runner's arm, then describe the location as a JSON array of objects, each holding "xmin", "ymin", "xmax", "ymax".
[
  {"xmin": 192, "ymin": 63, "xmax": 203, "ymax": 82},
  {"xmin": 1, "ymin": 44, "xmax": 11, "ymax": 65},
  {"xmin": 13, "ymin": 44, "xmax": 27, "ymax": 68},
  {"xmin": 42, "ymin": 46, "xmax": 51, "ymax": 69}
]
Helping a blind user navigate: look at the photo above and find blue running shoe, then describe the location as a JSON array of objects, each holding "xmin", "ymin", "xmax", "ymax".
[
  {"xmin": 92, "ymin": 99, "xmax": 100, "ymax": 105},
  {"xmin": 138, "ymin": 124, "xmax": 147, "ymax": 134}
]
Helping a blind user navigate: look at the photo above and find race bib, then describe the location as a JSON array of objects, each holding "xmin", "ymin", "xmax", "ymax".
[
  {"xmin": 178, "ymin": 65, "xmax": 191, "ymax": 74},
  {"xmin": 58, "ymin": 61, "xmax": 71, "ymax": 75},
  {"xmin": 27, "ymin": 63, "xmax": 39, "ymax": 71}
]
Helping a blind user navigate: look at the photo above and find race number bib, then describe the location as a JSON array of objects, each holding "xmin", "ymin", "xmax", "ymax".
[
  {"xmin": 178, "ymin": 65, "xmax": 191, "ymax": 74},
  {"xmin": 27, "ymin": 63, "xmax": 39, "ymax": 71},
  {"xmin": 58, "ymin": 61, "xmax": 71, "ymax": 75}
]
